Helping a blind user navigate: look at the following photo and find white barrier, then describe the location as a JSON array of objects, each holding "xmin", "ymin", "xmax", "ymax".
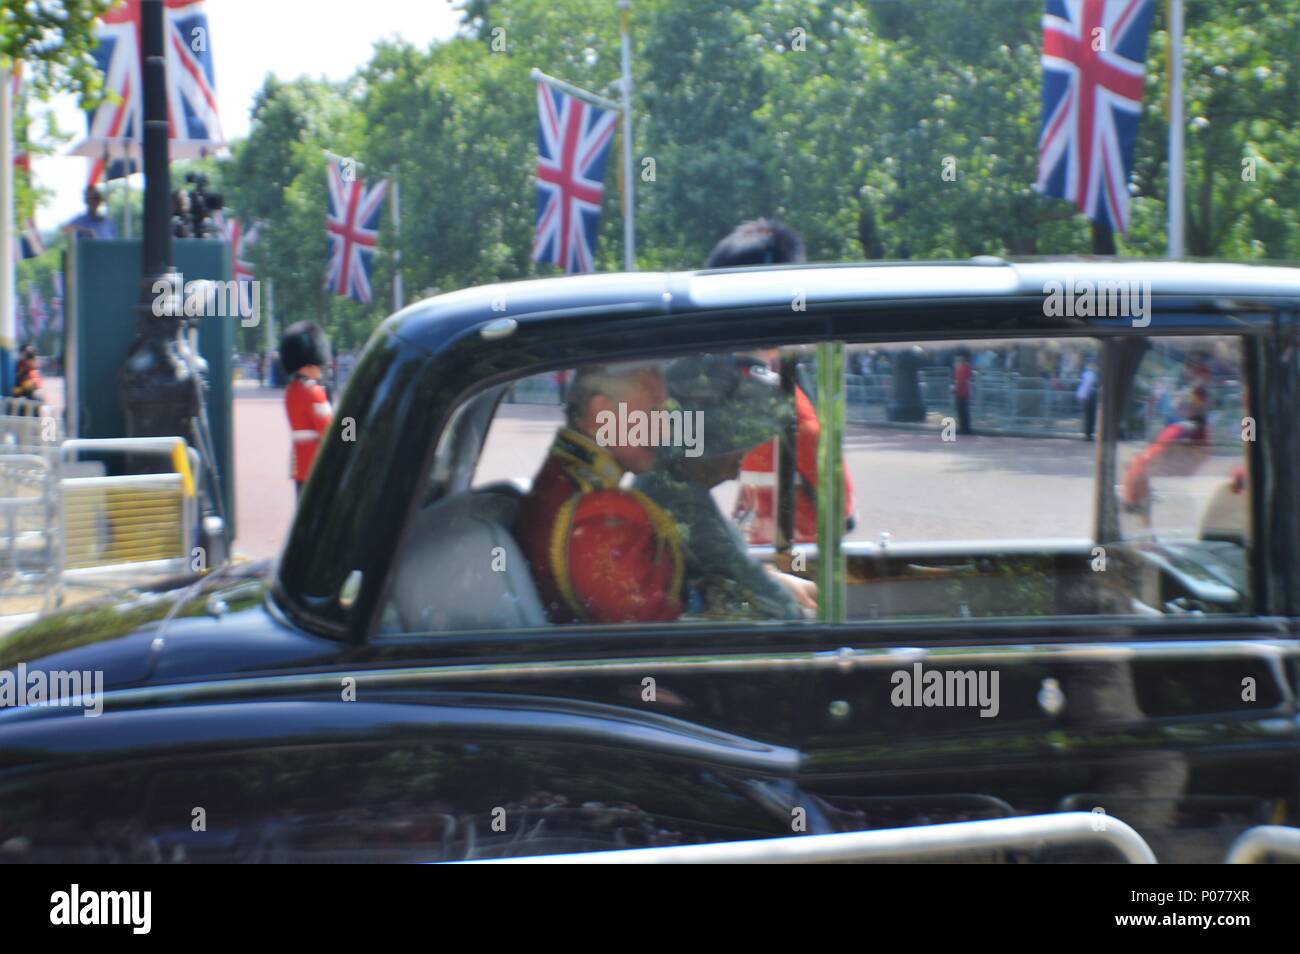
[
  {"xmin": 467, "ymin": 812, "xmax": 1158, "ymax": 864},
  {"xmin": 1225, "ymin": 825, "xmax": 1300, "ymax": 864}
]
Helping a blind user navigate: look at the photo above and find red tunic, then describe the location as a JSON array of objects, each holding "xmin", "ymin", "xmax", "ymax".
[
  {"xmin": 733, "ymin": 386, "xmax": 855, "ymax": 544},
  {"xmin": 953, "ymin": 362, "xmax": 973, "ymax": 398},
  {"xmin": 516, "ymin": 428, "xmax": 683, "ymax": 624},
  {"xmin": 285, "ymin": 375, "xmax": 332, "ymax": 483},
  {"xmin": 13, "ymin": 359, "xmax": 43, "ymax": 400},
  {"xmin": 1121, "ymin": 419, "xmax": 1211, "ymax": 509}
]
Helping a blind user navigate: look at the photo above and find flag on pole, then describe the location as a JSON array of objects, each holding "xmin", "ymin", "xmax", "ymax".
[
  {"xmin": 10, "ymin": 62, "xmax": 29, "ymax": 173},
  {"xmin": 218, "ymin": 212, "xmax": 258, "ymax": 315},
  {"xmin": 78, "ymin": 0, "xmax": 224, "ymax": 184},
  {"xmin": 15, "ymin": 219, "xmax": 43, "ymax": 261},
  {"xmin": 24, "ymin": 282, "xmax": 45, "ymax": 341},
  {"xmin": 50, "ymin": 270, "xmax": 63, "ymax": 335},
  {"xmin": 1034, "ymin": 0, "xmax": 1155, "ymax": 234},
  {"xmin": 325, "ymin": 156, "xmax": 387, "ymax": 305},
  {"xmin": 532, "ymin": 83, "xmax": 617, "ymax": 273}
]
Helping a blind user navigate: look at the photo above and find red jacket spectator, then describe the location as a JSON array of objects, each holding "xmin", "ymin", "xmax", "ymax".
[{"xmin": 734, "ymin": 384, "xmax": 855, "ymax": 544}]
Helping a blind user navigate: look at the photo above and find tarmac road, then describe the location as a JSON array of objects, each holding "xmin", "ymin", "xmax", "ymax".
[
  {"xmin": 233, "ymin": 380, "xmax": 297, "ymax": 561},
  {"xmin": 233, "ymin": 399, "xmax": 1240, "ymax": 561},
  {"xmin": 471, "ymin": 404, "xmax": 1239, "ymax": 545}
]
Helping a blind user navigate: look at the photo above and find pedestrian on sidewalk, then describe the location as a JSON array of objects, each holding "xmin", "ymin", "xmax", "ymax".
[
  {"xmin": 703, "ymin": 218, "xmax": 856, "ymax": 543},
  {"xmin": 280, "ymin": 323, "xmax": 333, "ymax": 497},
  {"xmin": 953, "ymin": 349, "xmax": 974, "ymax": 435},
  {"xmin": 1077, "ymin": 356, "xmax": 1099, "ymax": 440}
]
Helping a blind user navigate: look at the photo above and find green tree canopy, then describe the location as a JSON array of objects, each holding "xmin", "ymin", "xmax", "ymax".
[{"xmin": 205, "ymin": 0, "xmax": 1299, "ymax": 352}]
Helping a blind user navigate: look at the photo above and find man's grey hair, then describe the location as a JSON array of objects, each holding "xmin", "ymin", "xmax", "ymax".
[{"xmin": 565, "ymin": 361, "xmax": 665, "ymax": 427}]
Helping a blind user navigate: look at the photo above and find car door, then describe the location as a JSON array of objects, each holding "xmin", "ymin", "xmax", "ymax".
[{"xmin": 796, "ymin": 300, "xmax": 1300, "ymax": 863}]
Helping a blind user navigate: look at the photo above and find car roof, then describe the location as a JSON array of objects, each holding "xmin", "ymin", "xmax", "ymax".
[{"xmin": 386, "ymin": 259, "xmax": 1300, "ymax": 352}]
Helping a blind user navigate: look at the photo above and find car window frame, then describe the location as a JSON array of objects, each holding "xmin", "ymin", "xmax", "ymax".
[
  {"xmin": 364, "ymin": 302, "xmax": 1289, "ymax": 660},
  {"xmin": 356, "ymin": 294, "xmax": 1292, "ymax": 652}
]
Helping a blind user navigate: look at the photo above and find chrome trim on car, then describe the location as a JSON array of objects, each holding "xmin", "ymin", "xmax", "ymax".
[
  {"xmin": 1225, "ymin": 825, "xmax": 1300, "ymax": 864},
  {"xmin": 2, "ymin": 637, "xmax": 1294, "ymax": 719},
  {"xmin": 465, "ymin": 811, "xmax": 1158, "ymax": 864}
]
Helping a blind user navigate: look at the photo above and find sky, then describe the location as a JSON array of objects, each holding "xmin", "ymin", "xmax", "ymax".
[{"xmin": 28, "ymin": 0, "xmax": 462, "ymax": 230}]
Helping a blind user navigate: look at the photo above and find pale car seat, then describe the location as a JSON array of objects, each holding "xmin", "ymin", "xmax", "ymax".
[
  {"xmin": 1199, "ymin": 477, "xmax": 1250, "ymax": 545},
  {"xmin": 391, "ymin": 488, "xmax": 545, "ymax": 632}
]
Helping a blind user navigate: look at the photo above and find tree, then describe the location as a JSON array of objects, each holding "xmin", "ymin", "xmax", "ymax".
[
  {"xmin": 213, "ymin": 0, "xmax": 1299, "ymax": 357},
  {"xmin": 215, "ymin": 76, "xmax": 364, "ymax": 348},
  {"xmin": 1, "ymin": 0, "xmax": 115, "ymax": 100}
]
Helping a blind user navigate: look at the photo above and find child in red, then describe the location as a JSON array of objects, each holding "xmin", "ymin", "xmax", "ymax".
[
  {"xmin": 12, "ymin": 344, "xmax": 44, "ymax": 407},
  {"xmin": 280, "ymin": 323, "xmax": 333, "ymax": 496}
]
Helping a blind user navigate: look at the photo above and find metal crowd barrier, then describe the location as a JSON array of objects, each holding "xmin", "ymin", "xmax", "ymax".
[
  {"xmin": 846, "ymin": 370, "xmax": 1244, "ymax": 444},
  {"xmin": 0, "ymin": 400, "xmax": 59, "ymax": 456},
  {"xmin": 0, "ymin": 424, "xmax": 202, "ymax": 617},
  {"xmin": 58, "ymin": 438, "xmax": 200, "ymax": 588},
  {"xmin": 1224, "ymin": 825, "xmax": 1300, "ymax": 864},
  {"xmin": 471, "ymin": 811, "xmax": 1157, "ymax": 864},
  {"xmin": 0, "ymin": 453, "xmax": 60, "ymax": 615}
]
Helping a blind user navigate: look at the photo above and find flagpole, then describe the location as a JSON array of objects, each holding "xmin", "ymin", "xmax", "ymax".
[
  {"xmin": 529, "ymin": 69, "xmax": 620, "ymax": 111},
  {"xmin": 1167, "ymin": 0, "xmax": 1185, "ymax": 259},
  {"xmin": 391, "ymin": 178, "xmax": 403, "ymax": 311},
  {"xmin": 1, "ymin": 61, "xmax": 15, "ymax": 393},
  {"xmin": 265, "ymin": 278, "xmax": 275, "ymax": 383},
  {"xmin": 529, "ymin": 4, "xmax": 636, "ymax": 275},
  {"xmin": 618, "ymin": 0, "xmax": 635, "ymax": 271}
]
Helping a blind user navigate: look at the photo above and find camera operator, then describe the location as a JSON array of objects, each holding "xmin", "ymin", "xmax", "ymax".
[
  {"xmin": 183, "ymin": 172, "xmax": 224, "ymax": 238},
  {"xmin": 172, "ymin": 188, "xmax": 193, "ymax": 238}
]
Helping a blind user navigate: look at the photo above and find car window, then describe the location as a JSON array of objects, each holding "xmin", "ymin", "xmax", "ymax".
[
  {"xmin": 843, "ymin": 335, "xmax": 1252, "ymax": 622},
  {"xmin": 383, "ymin": 345, "xmax": 838, "ymax": 635}
]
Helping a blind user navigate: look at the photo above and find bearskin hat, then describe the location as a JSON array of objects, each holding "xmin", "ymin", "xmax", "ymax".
[
  {"xmin": 704, "ymin": 219, "xmax": 806, "ymax": 269},
  {"xmin": 279, "ymin": 322, "xmax": 331, "ymax": 374}
]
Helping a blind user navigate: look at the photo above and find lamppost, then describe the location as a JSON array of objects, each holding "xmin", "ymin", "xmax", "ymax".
[
  {"xmin": 119, "ymin": 0, "xmax": 201, "ymax": 440},
  {"xmin": 118, "ymin": 0, "xmax": 225, "ymax": 561}
]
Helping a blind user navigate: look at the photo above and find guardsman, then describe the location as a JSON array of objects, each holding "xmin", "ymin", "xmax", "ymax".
[
  {"xmin": 703, "ymin": 219, "xmax": 855, "ymax": 544},
  {"xmin": 634, "ymin": 355, "xmax": 816, "ymax": 620},
  {"xmin": 280, "ymin": 322, "xmax": 333, "ymax": 496},
  {"xmin": 1121, "ymin": 366, "xmax": 1211, "ymax": 516},
  {"xmin": 516, "ymin": 362, "xmax": 684, "ymax": 624}
]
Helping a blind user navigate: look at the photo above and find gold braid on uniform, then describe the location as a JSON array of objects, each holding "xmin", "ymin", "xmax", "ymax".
[
  {"xmin": 550, "ymin": 493, "xmax": 587, "ymax": 621},
  {"xmin": 626, "ymin": 489, "xmax": 685, "ymax": 608}
]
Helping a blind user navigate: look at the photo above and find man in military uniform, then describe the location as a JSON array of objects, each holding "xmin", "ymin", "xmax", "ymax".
[
  {"xmin": 1121, "ymin": 359, "xmax": 1213, "ymax": 518},
  {"xmin": 635, "ymin": 355, "xmax": 817, "ymax": 620},
  {"xmin": 516, "ymin": 362, "xmax": 685, "ymax": 624},
  {"xmin": 704, "ymin": 219, "xmax": 855, "ymax": 544},
  {"xmin": 280, "ymin": 322, "xmax": 333, "ymax": 497}
]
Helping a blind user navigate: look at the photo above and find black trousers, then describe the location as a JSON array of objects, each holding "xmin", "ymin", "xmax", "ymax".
[
  {"xmin": 1083, "ymin": 393, "xmax": 1098, "ymax": 439},
  {"xmin": 956, "ymin": 396, "xmax": 973, "ymax": 435}
]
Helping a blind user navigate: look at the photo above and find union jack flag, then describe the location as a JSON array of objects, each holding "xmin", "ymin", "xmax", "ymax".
[
  {"xmin": 1035, "ymin": 0, "xmax": 1155, "ymax": 233},
  {"xmin": 326, "ymin": 157, "xmax": 388, "ymax": 305},
  {"xmin": 15, "ymin": 219, "xmax": 44, "ymax": 262},
  {"xmin": 83, "ymin": 0, "xmax": 224, "ymax": 184},
  {"xmin": 50, "ymin": 271, "xmax": 64, "ymax": 335},
  {"xmin": 10, "ymin": 63, "xmax": 29, "ymax": 173},
  {"xmin": 24, "ymin": 283, "xmax": 46, "ymax": 341},
  {"xmin": 532, "ymin": 84, "xmax": 618, "ymax": 274},
  {"xmin": 217, "ymin": 212, "xmax": 258, "ymax": 314}
]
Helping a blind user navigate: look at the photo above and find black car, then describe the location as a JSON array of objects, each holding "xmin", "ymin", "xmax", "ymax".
[{"xmin": 1, "ymin": 259, "xmax": 1298, "ymax": 863}]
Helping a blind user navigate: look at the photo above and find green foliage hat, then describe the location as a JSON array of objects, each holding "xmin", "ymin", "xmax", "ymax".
[{"xmin": 662, "ymin": 354, "xmax": 791, "ymax": 459}]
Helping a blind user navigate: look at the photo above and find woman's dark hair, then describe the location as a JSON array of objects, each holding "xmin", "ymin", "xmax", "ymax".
[{"xmin": 704, "ymin": 218, "xmax": 806, "ymax": 268}]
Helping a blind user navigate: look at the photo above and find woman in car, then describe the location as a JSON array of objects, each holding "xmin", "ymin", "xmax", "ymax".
[{"xmin": 634, "ymin": 354, "xmax": 817, "ymax": 620}]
